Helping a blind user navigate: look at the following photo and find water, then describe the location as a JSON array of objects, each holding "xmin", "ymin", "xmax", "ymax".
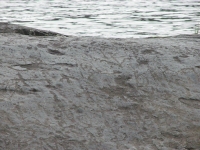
[{"xmin": 0, "ymin": 0, "xmax": 200, "ymax": 38}]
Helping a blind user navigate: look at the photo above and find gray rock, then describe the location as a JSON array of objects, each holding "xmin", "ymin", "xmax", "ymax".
[{"xmin": 0, "ymin": 22, "xmax": 200, "ymax": 150}]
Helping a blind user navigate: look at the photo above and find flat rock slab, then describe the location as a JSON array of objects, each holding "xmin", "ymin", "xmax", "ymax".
[{"xmin": 0, "ymin": 22, "xmax": 200, "ymax": 150}]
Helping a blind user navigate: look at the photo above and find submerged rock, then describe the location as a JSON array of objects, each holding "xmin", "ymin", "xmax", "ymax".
[{"xmin": 0, "ymin": 22, "xmax": 200, "ymax": 150}]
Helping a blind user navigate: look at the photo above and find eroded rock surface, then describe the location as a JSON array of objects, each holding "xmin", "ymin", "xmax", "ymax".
[{"xmin": 0, "ymin": 23, "xmax": 200, "ymax": 150}]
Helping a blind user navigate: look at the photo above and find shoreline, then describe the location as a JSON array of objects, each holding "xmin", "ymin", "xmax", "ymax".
[{"xmin": 1, "ymin": 22, "xmax": 199, "ymax": 39}]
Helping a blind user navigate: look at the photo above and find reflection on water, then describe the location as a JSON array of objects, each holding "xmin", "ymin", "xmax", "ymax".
[{"xmin": 0, "ymin": 0, "xmax": 200, "ymax": 38}]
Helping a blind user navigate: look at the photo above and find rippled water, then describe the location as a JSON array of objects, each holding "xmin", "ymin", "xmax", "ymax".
[{"xmin": 0, "ymin": 0, "xmax": 200, "ymax": 38}]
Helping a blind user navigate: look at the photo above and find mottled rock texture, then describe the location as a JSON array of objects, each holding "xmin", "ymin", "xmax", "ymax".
[{"xmin": 0, "ymin": 22, "xmax": 200, "ymax": 150}]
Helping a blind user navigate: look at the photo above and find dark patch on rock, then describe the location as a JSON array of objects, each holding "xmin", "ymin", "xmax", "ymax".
[
  {"xmin": 56, "ymin": 63, "xmax": 78, "ymax": 67},
  {"xmin": 141, "ymin": 49, "xmax": 156, "ymax": 54},
  {"xmin": 29, "ymin": 88, "xmax": 40, "ymax": 92},
  {"xmin": 48, "ymin": 49, "xmax": 65, "ymax": 55},
  {"xmin": 137, "ymin": 57, "xmax": 149, "ymax": 65},
  {"xmin": 76, "ymin": 108, "xmax": 84, "ymax": 113},
  {"xmin": 178, "ymin": 97, "xmax": 200, "ymax": 109},
  {"xmin": 173, "ymin": 56, "xmax": 182, "ymax": 63},
  {"xmin": 14, "ymin": 63, "xmax": 40, "ymax": 70},
  {"xmin": 195, "ymin": 65, "xmax": 200, "ymax": 68}
]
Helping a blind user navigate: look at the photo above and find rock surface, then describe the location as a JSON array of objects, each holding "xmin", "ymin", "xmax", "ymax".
[{"xmin": 0, "ymin": 22, "xmax": 200, "ymax": 150}]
